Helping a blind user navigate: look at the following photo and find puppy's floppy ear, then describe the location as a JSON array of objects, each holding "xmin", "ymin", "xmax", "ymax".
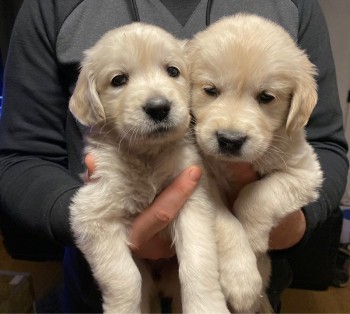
[
  {"xmin": 286, "ymin": 60, "xmax": 318, "ymax": 135},
  {"xmin": 69, "ymin": 65, "xmax": 105, "ymax": 126}
]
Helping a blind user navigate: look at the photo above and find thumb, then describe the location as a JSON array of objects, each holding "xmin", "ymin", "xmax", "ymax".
[{"xmin": 129, "ymin": 165, "xmax": 202, "ymax": 251}]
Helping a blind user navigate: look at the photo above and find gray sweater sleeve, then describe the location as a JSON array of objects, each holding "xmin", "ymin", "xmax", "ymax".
[
  {"xmin": 291, "ymin": 0, "xmax": 348, "ymax": 247},
  {"xmin": 0, "ymin": 0, "xmax": 81, "ymax": 246}
]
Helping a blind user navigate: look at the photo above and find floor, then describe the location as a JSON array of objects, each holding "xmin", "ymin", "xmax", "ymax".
[
  {"xmin": 1, "ymin": 233, "xmax": 349, "ymax": 313},
  {"xmin": 0, "ymin": 234, "xmax": 62, "ymax": 312},
  {"xmin": 281, "ymin": 286, "xmax": 350, "ymax": 313}
]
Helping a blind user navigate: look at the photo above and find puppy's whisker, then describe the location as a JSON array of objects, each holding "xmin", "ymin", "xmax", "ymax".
[
  {"xmin": 270, "ymin": 138, "xmax": 288, "ymax": 145},
  {"xmin": 127, "ymin": 127, "xmax": 138, "ymax": 148},
  {"xmin": 272, "ymin": 134, "xmax": 288, "ymax": 140},
  {"xmin": 258, "ymin": 144, "xmax": 289, "ymax": 172},
  {"xmin": 118, "ymin": 126, "xmax": 137, "ymax": 151},
  {"xmin": 271, "ymin": 136, "xmax": 289, "ymax": 146},
  {"xmin": 129, "ymin": 125, "xmax": 145, "ymax": 148},
  {"xmin": 251, "ymin": 145, "xmax": 270, "ymax": 168},
  {"xmin": 99, "ymin": 120, "xmax": 117, "ymax": 134},
  {"xmin": 270, "ymin": 147, "xmax": 289, "ymax": 170},
  {"xmin": 267, "ymin": 145, "xmax": 286, "ymax": 156}
]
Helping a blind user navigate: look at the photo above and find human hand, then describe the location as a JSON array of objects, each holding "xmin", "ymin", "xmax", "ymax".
[
  {"xmin": 84, "ymin": 154, "xmax": 202, "ymax": 259},
  {"xmin": 268, "ymin": 210, "xmax": 306, "ymax": 250},
  {"xmin": 229, "ymin": 162, "xmax": 306, "ymax": 250},
  {"xmin": 228, "ymin": 162, "xmax": 260, "ymax": 203}
]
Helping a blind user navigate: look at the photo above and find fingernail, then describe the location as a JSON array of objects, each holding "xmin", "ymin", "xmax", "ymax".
[{"xmin": 189, "ymin": 167, "xmax": 202, "ymax": 182}]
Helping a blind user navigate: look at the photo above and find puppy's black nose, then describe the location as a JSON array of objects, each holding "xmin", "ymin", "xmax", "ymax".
[
  {"xmin": 143, "ymin": 97, "xmax": 171, "ymax": 122},
  {"xmin": 217, "ymin": 131, "xmax": 247, "ymax": 155}
]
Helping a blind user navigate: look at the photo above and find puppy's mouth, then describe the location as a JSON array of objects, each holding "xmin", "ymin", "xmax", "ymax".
[{"xmin": 147, "ymin": 124, "xmax": 174, "ymax": 137}]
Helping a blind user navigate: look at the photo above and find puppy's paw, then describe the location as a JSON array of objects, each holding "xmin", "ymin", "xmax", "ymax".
[{"xmin": 220, "ymin": 263, "xmax": 262, "ymax": 313}]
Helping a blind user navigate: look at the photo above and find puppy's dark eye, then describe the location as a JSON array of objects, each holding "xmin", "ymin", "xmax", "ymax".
[
  {"xmin": 204, "ymin": 86, "xmax": 219, "ymax": 97},
  {"xmin": 257, "ymin": 91, "xmax": 275, "ymax": 104},
  {"xmin": 167, "ymin": 66, "xmax": 180, "ymax": 78},
  {"xmin": 111, "ymin": 74, "xmax": 128, "ymax": 87}
]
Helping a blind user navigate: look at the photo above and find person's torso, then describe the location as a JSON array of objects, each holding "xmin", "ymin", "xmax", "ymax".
[{"xmin": 60, "ymin": 0, "xmax": 301, "ymax": 310}]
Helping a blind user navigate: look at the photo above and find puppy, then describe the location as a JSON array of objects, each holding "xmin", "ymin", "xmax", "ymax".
[
  {"xmin": 69, "ymin": 22, "xmax": 261, "ymax": 313},
  {"xmin": 187, "ymin": 14, "xmax": 323, "ymax": 312}
]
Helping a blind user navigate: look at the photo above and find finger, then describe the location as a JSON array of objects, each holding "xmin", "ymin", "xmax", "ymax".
[
  {"xmin": 84, "ymin": 154, "xmax": 99, "ymax": 183},
  {"xmin": 130, "ymin": 235, "xmax": 176, "ymax": 260},
  {"xmin": 129, "ymin": 166, "xmax": 202, "ymax": 249},
  {"xmin": 85, "ymin": 154, "xmax": 96, "ymax": 178},
  {"xmin": 230, "ymin": 162, "xmax": 259, "ymax": 211},
  {"xmin": 229, "ymin": 162, "xmax": 259, "ymax": 185}
]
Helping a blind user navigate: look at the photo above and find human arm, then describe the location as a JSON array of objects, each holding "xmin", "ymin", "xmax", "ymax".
[
  {"xmin": 0, "ymin": 0, "xmax": 81, "ymax": 246},
  {"xmin": 294, "ymin": 0, "xmax": 348, "ymax": 246},
  {"xmin": 242, "ymin": 1, "xmax": 348, "ymax": 252}
]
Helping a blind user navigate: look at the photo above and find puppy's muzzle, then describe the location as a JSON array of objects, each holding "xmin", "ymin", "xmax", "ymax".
[
  {"xmin": 216, "ymin": 130, "xmax": 247, "ymax": 155},
  {"xmin": 143, "ymin": 97, "xmax": 171, "ymax": 122}
]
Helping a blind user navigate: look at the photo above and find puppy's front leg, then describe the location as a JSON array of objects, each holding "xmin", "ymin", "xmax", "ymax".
[
  {"xmin": 234, "ymin": 170, "xmax": 320, "ymax": 254},
  {"xmin": 174, "ymin": 187, "xmax": 229, "ymax": 314},
  {"xmin": 215, "ymin": 204, "xmax": 262, "ymax": 313},
  {"xmin": 73, "ymin": 219, "xmax": 142, "ymax": 313}
]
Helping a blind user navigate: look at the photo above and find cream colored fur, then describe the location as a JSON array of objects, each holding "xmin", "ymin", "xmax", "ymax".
[
  {"xmin": 187, "ymin": 14, "xmax": 323, "ymax": 312},
  {"xmin": 69, "ymin": 22, "xmax": 262, "ymax": 313}
]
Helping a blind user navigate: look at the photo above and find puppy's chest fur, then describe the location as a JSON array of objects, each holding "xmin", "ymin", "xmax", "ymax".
[{"xmin": 86, "ymin": 134, "xmax": 200, "ymax": 218}]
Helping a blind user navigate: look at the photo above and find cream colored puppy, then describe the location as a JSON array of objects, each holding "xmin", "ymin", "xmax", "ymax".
[
  {"xmin": 69, "ymin": 22, "xmax": 261, "ymax": 313},
  {"xmin": 187, "ymin": 14, "xmax": 323, "ymax": 312}
]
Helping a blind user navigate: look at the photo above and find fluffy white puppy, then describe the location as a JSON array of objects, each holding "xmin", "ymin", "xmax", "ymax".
[
  {"xmin": 187, "ymin": 14, "xmax": 323, "ymax": 312},
  {"xmin": 69, "ymin": 22, "xmax": 261, "ymax": 313}
]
